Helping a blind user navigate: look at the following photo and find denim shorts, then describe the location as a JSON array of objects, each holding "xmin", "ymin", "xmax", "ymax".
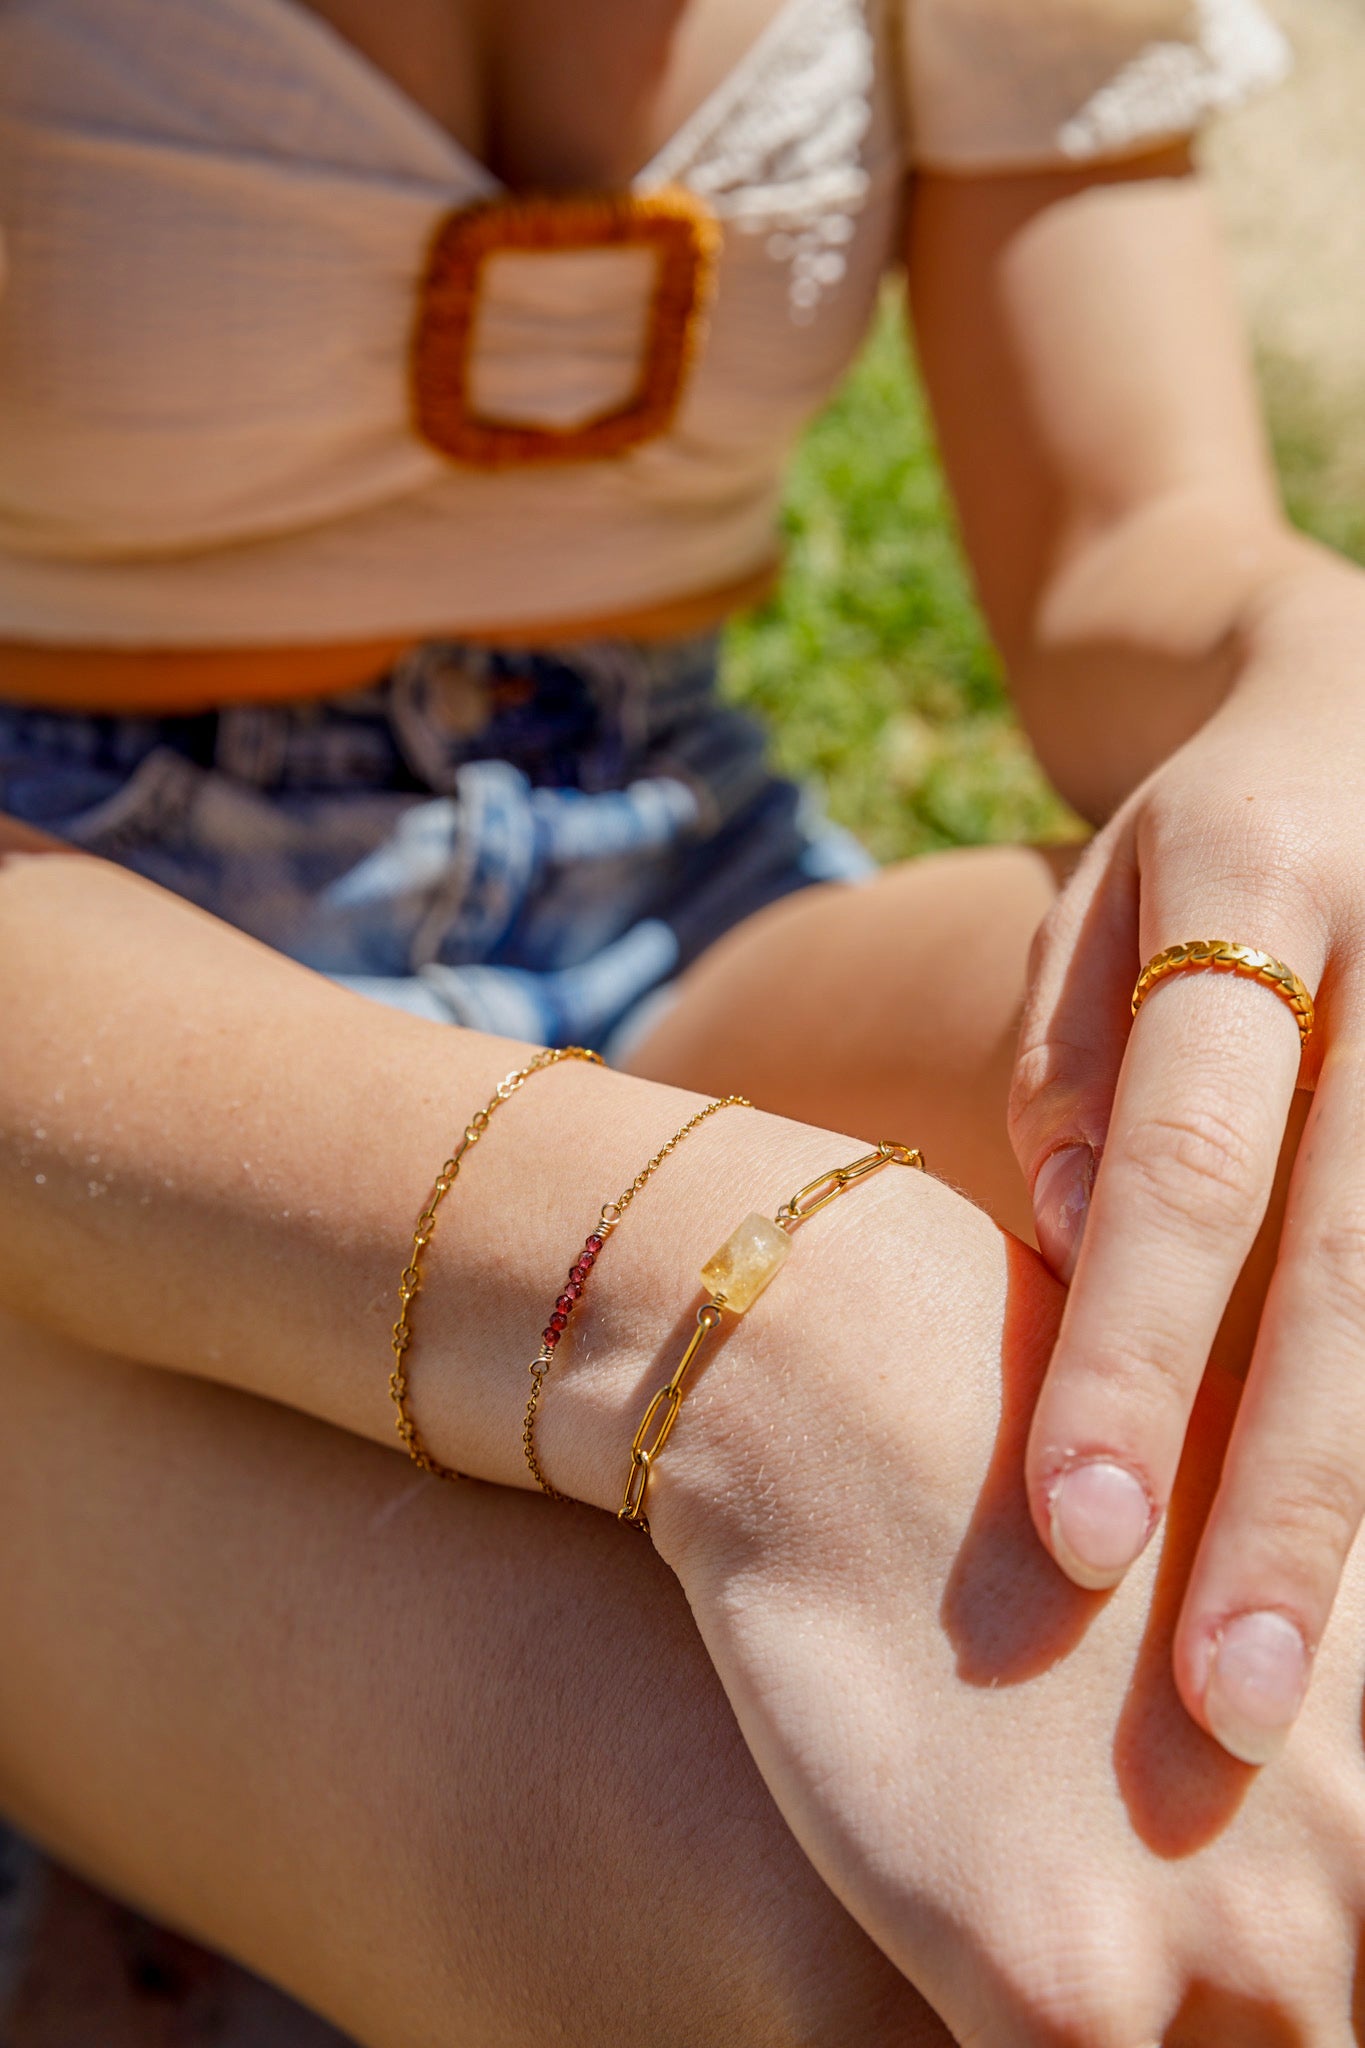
[
  {"xmin": 0, "ymin": 634, "xmax": 873, "ymax": 1054},
  {"xmin": 0, "ymin": 629, "xmax": 879, "ymax": 2035}
]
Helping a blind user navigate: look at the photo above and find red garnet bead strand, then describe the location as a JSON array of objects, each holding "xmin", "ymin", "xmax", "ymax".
[
  {"xmin": 540, "ymin": 1220, "xmax": 612, "ymax": 1351},
  {"xmin": 524, "ymin": 1203, "xmax": 622, "ymax": 1500},
  {"xmin": 521, "ymin": 1095, "xmax": 751, "ymax": 1502}
]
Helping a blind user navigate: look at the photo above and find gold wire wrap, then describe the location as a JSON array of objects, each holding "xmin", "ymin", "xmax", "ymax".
[
  {"xmin": 389, "ymin": 1046, "xmax": 604, "ymax": 1480},
  {"xmin": 522, "ymin": 1094, "xmax": 752, "ymax": 1499},
  {"xmin": 618, "ymin": 1142, "xmax": 927, "ymax": 1536},
  {"xmin": 1131, "ymin": 939, "xmax": 1315, "ymax": 1047}
]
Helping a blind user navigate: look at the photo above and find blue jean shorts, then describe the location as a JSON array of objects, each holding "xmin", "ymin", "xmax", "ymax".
[{"xmin": 0, "ymin": 634, "xmax": 872, "ymax": 1054}]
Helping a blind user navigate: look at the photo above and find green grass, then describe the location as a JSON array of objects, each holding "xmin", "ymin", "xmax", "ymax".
[
  {"xmin": 721, "ymin": 292, "xmax": 1365, "ymax": 862},
  {"xmin": 1261, "ymin": 351, "xmax": 1365, "ymax": 567}
]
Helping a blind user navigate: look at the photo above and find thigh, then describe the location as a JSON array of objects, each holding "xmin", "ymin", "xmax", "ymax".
[
  {"xmin": 626, "ymin": 844, "xmax": 1079, "ymax": 1238},
  {"xmin": 0, "ymin": 1312, "xmax": 945, "ymax": 2048}
]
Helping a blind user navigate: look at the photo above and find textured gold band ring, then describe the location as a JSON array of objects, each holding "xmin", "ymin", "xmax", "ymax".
[{"xmin": 1131, "ymin": 939, "xmax": 1316, "ymax": 1047}]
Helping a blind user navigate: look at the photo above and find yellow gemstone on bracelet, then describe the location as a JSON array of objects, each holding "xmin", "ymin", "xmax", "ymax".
[{"xmin": 700, "ymin": 1213, "xmax": 792, "ymax": 1313}]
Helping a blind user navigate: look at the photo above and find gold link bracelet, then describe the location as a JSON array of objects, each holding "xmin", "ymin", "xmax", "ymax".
[
  {"xmin": 523, "ymin": 1093, "xmax": 751, "ymax": 1497},
  {"xmin": 389, "ymin": 1046, "xmax": 603, "ymax": 1480},
  {"xmin": 619, "ymin": 1142, "xmax": 926, "ymax": 1535}
]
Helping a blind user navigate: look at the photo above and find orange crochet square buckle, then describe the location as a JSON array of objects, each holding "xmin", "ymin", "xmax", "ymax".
[{"xmin": 411, "ymin": 188, "xmax": 721, "ymax": 468}]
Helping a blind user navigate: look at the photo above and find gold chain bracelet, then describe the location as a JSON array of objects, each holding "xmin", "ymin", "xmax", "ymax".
[
  {"xmin": 389, "ymin": 1046, "xmax": 603, "ymax": 1480},
  {"xmin": 523, "ymin": 1093, "xmax": 751, "ymax": 1498},
  {"xmin": 619, "ymin": 1142, "xmax": 926, "ymax": 1536}
]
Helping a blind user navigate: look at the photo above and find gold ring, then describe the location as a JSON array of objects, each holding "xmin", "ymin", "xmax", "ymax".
[{"xmin": 1131, "ymin": 940, "xmax": 1315, "ymax": 1046}]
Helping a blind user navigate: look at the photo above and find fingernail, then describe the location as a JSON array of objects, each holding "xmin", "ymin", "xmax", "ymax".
[
  {"xmin": 1203, "ymin": 1611, "xmax": 1310, "ymax": 1765},
  {"xmin": 1048, "ymin": 1459, "xmax": 1153, "ymax": 1590},
  {"xmin": 1033, "ymin": 1145, "xmax": 1094, "ymax": 1284}
]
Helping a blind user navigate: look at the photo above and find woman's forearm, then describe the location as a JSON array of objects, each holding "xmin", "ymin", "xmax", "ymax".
[
  {"xmin": 1004, "ymin": 491, "xmax": 1301, "ymax": 822},
  {"xmin": 908, "ymin": 157, "xmax": 1308, "ymax": 824},
  {"xmin": 0, "ymin": 829, "xmax": 881, "ymax": 1512}
]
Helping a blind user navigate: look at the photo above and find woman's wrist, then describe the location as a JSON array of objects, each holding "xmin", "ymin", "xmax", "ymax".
[
  {"xmin": 0, "ymin": 829, "xmax": 1037, "ymax": 1566},
  {"xmin": 577, "ymin": 1139, "xmax": 1028, "ymax": 1582},
  {"xmin": 532, "ymin": 1095, "xmax": 865, "ymax": 1524},
  {"xmin": 1228, "ymin": 531, "xmax": 1365, "ymax": 714},
  {"xmin": 0, "ymin": 843, "xmax": 859, "ymax": 1500}
]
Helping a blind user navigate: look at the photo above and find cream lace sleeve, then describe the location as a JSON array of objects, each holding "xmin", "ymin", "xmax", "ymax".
[{"xmin": 901, "ymin": 0, "xmax": 1291, "ymax": 170}]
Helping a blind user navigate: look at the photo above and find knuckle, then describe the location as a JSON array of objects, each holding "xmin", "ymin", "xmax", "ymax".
[
  {"xmin": 1255, "ymin": 1453, "xmax": 1365, "ymax": 1575},
  {"xmin": 985, "ymin": 1900, "xmax": 1152, "ymax": 2048},
  {"xmin": 1085, "ymin": 1324, "xmax": 1196, "ymax": 1420},
  {"xmin": 1007, "ymin": 1040, "xmax": 1065, "ymax": 1140},
  {"xmin": 1140, "ymin": 791, "xmax": 1331, "ymax": 942},
  {"xmin": 1302, "ymin": 1216, "xmax": 1365, "ymax": 1332},
  {"xmin": 1007, "ymin": 1044, "xmax": 1081, "ymax": 1154},
  {"xmin": 1144, "ymin": 785, "xmax": 1304, "ymax": 876},
  {"xmin": 1008, "ymin": 1040, "xmax": 1108, "ymax": 1158},
  {"xmin": 1116, "ymin": 1104, "xmax": 1264, "ymax": 1240},
  {"xmin": 1026, "ymin": 896, "xmax": 1064, "ymax": 984}
]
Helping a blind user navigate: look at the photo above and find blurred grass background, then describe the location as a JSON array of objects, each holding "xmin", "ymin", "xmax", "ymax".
[{"xmin": 721, "ymin": 287, "xmax": 1365, "ymax": 865}]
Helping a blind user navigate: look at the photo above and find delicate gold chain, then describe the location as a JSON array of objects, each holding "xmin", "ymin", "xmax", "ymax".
[
  {"xmin": 389, "ymin": 1046, "xmax": 604, "ymax": 1480},
  {"xmin": 619, "ymin": 1142, "xmax": 926, "ymax": 1536},
  {"xmin": 610, "ymin": 1096, "xmax": 752, "ymax": 1221},
  {"xmin": 522, "ymin": 1093, "xmax": 752, "ymax": 1498}
]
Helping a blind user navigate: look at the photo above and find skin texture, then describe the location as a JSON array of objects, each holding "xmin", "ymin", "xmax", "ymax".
[
  {"xmin": 645, "ymin": 1219, "xmax": 1365, "ymax": 2048},
  {"xmin": 0, "ymin": 1311, "xmax": 948, "ymax": 2048},
  {"xmin": 7, "ymin": 0, "xmax": 1365, "ymax": 2029},
  {"xmin": 1, "ymin": 834, "xmax": 1363, "ymax": 2048}
]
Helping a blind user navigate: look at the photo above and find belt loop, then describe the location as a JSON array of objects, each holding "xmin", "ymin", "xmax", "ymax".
[
  {"xmin": 390, "ymin": 642, "xmax": 495, "ymax": 793},
  {"xmin": 214, "ymin": 702, "xmax": 289, "ymax": 787}
]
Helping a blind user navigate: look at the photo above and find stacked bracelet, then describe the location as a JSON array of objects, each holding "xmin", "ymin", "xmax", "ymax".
[
  {"xmin": 523, "ymin": 1093, "xmax": 751, "ymax": 1497},
  {"xmin": 388, "ymin": 1046, "xmax": 604, "ymax": 1481},
  {"xmin": 619, "ymin": 1142, "xmax": 927, "ymax": 1535}
]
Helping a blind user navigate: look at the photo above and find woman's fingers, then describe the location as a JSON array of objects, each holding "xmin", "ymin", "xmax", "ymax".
[
  {"xmin": 1174, "ymin": 993, "xmax": 1365, "ymax": 1762},
  {"xmin": 1023, "ymin": 904, "xmax": 1318, "ymax": 1598},
  {"xmin": 1008, "ymin": 824, "xmax": 1139, "ymax": 1281},
  {"xmin": 1011, "ymin": 789, "xmax": 1365, "ymax": 1765}
]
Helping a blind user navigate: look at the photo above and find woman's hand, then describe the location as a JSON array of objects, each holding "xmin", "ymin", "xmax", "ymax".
[
  {"xmin": 910, "ymin": 145, "xmax": 1365, "ymax": 1772},
  {"xmin": 640, "ymin": 1163, "xmax": 1365, "ymax": 2045},
  {"xmin": 1010, "ymin": 541, "xmax": 1365, "ymax": 1767}
]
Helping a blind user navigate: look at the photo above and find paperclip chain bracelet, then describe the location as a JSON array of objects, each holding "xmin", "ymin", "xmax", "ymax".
[
  {"xmin": 619, "ymin": 1142, "xmax": 927, "ymax": 1535},
  {"xmin": 389, "ymin": 1046, "xmax": 604, "ymax": 1480},
  {"xmin": 523, "ymin": 1093, "xmax": 752, "ymax": 1498}
]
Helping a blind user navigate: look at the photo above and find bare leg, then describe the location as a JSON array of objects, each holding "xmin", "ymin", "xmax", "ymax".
[
  {"xmin": 0, "ymin": 1311, "xmax": 946, "ymax": 2048},
  {"xmin": 625, "ymin": 845, "xmax": 1076, "ymax": 1239}
]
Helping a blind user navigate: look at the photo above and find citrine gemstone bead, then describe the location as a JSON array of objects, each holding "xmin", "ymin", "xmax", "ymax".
[{"xmin": 700, "ymin": 1213, "xmax": 791, "ymax": 1313}]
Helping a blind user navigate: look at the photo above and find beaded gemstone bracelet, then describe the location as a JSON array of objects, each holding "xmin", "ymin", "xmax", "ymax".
[{"xmin": 522, "ymin": 1094, "xmax": 751, "ymax": 1497}]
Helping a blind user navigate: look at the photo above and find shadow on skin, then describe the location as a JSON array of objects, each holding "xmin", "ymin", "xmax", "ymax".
[
  {"xmin": 1166, "ymin": 1982, "xmax": 1309, "ymax": 2047},
  {"xmin": 940, "ymin": 1235, "xmax": 1097, "ymax": 1683},
  {"xmin": 1110, "ymin": 1370, "xmax": 1254, "ymax": 1855},
  {"xmin": 942, "ymin": 1236, "xmax": 1254, "ymax": 1854}
]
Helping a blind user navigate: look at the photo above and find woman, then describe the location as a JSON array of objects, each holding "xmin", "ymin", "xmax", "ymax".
[{"xmin": 3, "ymin": 0, "xmax": 1365, "ymax": 2039}]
